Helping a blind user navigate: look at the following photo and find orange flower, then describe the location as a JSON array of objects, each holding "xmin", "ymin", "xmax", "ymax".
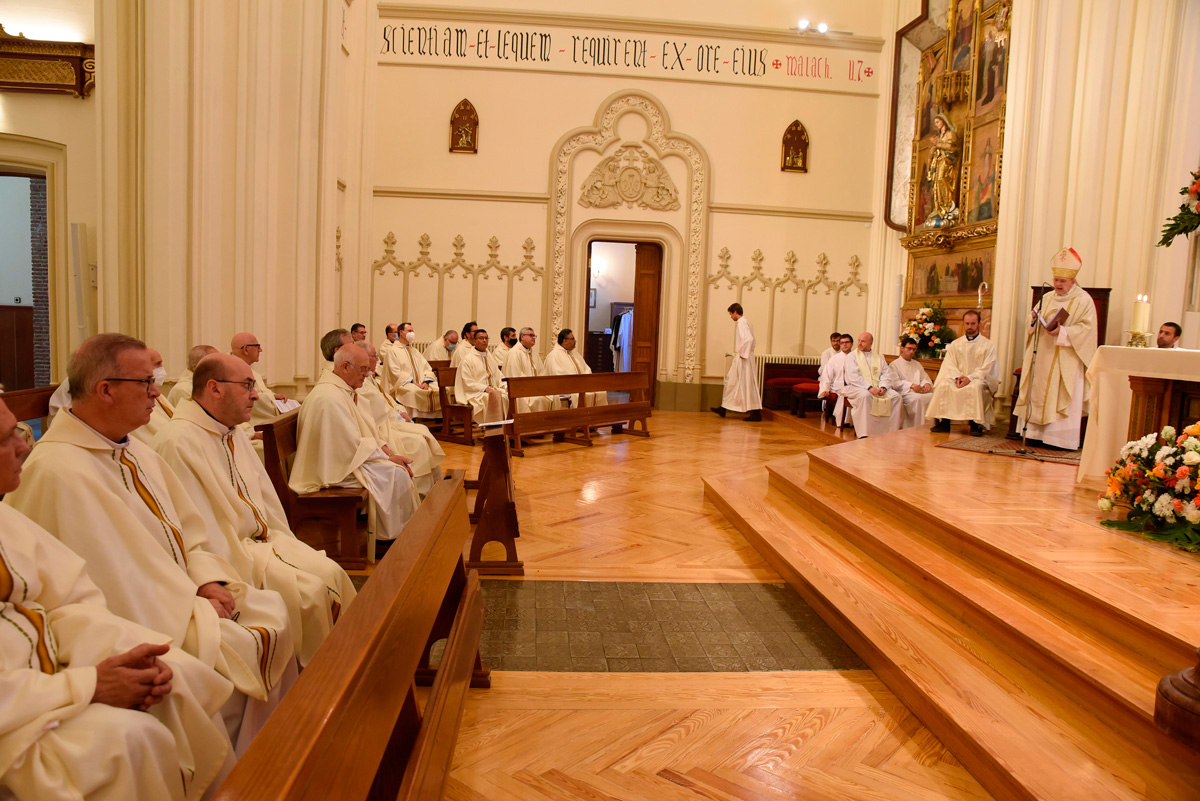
[
  {"xmin": 1177, "ymin": 465, "xmax": 1192, "ymax": 479},
  {"xmin": 1152, "ymin": 463, "xmax": 1169, "ymax": 480},
  {"xmin": 1173, "ymin": 498, "xmax": 1185, "ymax": 513},
  {"xmin": 1185, "ymin": 422, "xmax": 1200, "ymax": 437}
]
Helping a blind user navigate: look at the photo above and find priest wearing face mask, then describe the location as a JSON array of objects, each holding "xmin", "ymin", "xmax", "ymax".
[
  {"xmin": 423, "ymin": 329, "xmax": 459, "ymax": 362},
  {"xmin": 502, "ymin": 327, "xmax": 559, "ymax": 414},
  {"xmin": 378, "ymin": 322, "xmax": 441, "ymax": 419},
  {"xmin": 493, "ymin": 327, "xmax": 517, "ymax": 372}
]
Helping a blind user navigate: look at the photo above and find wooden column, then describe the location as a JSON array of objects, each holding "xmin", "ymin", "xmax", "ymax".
[
  {"xmin": 1127, "ymin": 375, "xmax": 1171, "ymax": 440},
  {"xmin": 1156, "ymin": 650, "xmax": 1200, "ymax": 750}
]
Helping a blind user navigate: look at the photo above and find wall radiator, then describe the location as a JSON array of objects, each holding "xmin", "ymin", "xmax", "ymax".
[{"xmin": 725, "ymin": 353, "xmax": 820, "ymax": 387}]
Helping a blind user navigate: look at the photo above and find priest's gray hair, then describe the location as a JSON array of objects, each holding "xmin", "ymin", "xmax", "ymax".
[
  {"xmin": 333, "ymin": 348, "xmax": 357, "ymax": 368},
  {"xmin": 68, "ymin": 333, "xmax": 147, "ymax": 401},
  {"xmin": 519, "ymin": 327, "xmax": 534, "ymax": 337},
  {"xmin": 187, "ymin": 344, "xmax": 217, "ymax": 370}
]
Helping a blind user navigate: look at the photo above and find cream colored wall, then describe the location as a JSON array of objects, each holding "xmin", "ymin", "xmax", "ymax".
[{"xmin": 588, "ymin": 240, "xmax": 635, "ymax": 333}]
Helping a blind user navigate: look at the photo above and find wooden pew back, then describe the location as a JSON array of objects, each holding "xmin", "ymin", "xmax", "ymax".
[
  {"xmin": 258, "ymin": 408, "xmax": 301, "ymax": 508},
  {"xmin": 502, "ymin": 371, "xmax": 652, "ymax": 452},
  {"xmin": 430, "ymin": 365, "xmax": 474, "ymax": 446},
  {"xmin": 1, "ymin": 383, "xmax": 58, "ymax": 425},
  {"xmin": 213, "ymin": 474, "xmax": 486, "ymax": 801}
]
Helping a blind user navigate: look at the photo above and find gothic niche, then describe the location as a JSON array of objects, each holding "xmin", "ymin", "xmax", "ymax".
[
  {"xmin": 578, "ymin": 145, "xmax": 681, "ymax": 211},
  {"xmin": 781, "ymin": 120, "xmax": 810, "ymax": 173},
  {"xmin": 449, "ymin": 98, "xmax": 478, "ymax": 154}
]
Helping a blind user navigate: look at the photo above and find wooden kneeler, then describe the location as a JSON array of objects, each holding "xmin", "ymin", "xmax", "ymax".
[{"xmin": 465, "ymin": 425, "xmax": 524, "ymax": 576}]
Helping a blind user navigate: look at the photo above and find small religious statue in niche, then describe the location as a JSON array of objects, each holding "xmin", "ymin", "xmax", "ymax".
[
  {"xmin": 449, "ymin": 98, "xmax": 478, "ymax": 154},
  {"xmin": 923, "ymin": 113, "xmax": 961, "ymax": 228},
  {"xmin": 781, "ymin": 120, "xmax": 810, "ymax": 173}
]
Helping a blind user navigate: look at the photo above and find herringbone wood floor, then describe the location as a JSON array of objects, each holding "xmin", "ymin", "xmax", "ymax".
[{"xmin": 431, "ymin": 412, "xmax": 992, "ymax": 800}]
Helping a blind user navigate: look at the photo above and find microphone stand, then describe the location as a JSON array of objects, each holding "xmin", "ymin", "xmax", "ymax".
[{"xmin": 993, "ymin": 282, "xmax": 1052, "ymax": 461}]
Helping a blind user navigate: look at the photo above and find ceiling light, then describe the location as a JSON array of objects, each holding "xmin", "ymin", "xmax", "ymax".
[
  {"xmin": 817, "ymin": 22, "xmax": 829, "ymax": 33},
  {"xmin": 797, "ymin": 19, "xmax": 810, "ymax": 30}
]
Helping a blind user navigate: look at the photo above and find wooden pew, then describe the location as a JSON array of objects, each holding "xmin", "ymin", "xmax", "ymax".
[
  {"xmin": 429, "ymin": 365, "xmax": 474, "ymax": 446},
  {"xmin": 466, "ymin": 427, "xmax": 523, "ymax": 575},
  {"xmin": 212, "ymin": 473, "xmax": 489, "ymax": 801},
  {"xmin": 2, "ymin": 383, "xmax": 58, "ymax": 425},
  {"xmin": 503, "ymin": 371, "xmax": 651, "ymax": 456},
  {"xmin": 256, "ymin": 409, "xmax": 371, "ymax": 570}
]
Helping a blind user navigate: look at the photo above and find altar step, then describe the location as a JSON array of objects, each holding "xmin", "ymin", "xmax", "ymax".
[{"xmin": 703, "ymin": 446, "xmax": 1200, "ymax": 801}]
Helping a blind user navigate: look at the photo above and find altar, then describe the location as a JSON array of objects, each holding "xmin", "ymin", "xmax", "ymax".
[{"xmin": 1077, "ymin": 346, "xmax": 1200, "ymax": 484}]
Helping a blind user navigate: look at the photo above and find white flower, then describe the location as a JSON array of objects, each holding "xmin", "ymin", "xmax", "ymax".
[
  {"xmin": 1162, "ymin": 426, "xmax": 1177, "ymax": 442},
  {"xmin": 1098, "ymin": 497, "xmax": 1114, "ymax": 512},
  {"xmin": 1153, "ymin": 494, "xmax": 1176, "ymax": 521},
  {"xmin": 1185, "ymin": 438, "xmax": 1200, "ymax": 453},
  {"xmin": 1119, "ymin": 442, "xmax": 1134, "ymax": 460},
  {"xmin": 1184, "ymin": 451, "xmax": 1200, "ymax": 465},
  {"xmin": 919, "ymin": 307, "xmax": 931, "ymax": 315},
  {"xmin": 1178, "ymin": 478, "xmax": 1193, "ymax": 495},
  {"xmin": 1155, "ymin": 446, "xmax": 1177, "ymax": 464},
  {"xmin": 1185, "ymin": 502, "xmax": 1200, "ymax": 525},
  {"xmin": 1143, "ymin": 490, "xmax": 1157, "ymax": 504}
]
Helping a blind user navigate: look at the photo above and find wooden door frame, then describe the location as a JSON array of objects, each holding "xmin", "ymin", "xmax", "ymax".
[{"xmin": 584, "ymin": 238, "xmax": 662, "ymax": 404}]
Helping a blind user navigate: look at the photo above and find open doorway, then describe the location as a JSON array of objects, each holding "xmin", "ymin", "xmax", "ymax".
[
  {"xmin": 585, "ymin": 240, "xmax": 662, "ymax": 404},
  {"xmin": 0, "ymin": 172, "xmax": 49, "ymax": 391}
]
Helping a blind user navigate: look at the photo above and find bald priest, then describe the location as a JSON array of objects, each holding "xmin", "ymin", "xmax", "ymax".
[
  {"xmin": 6, "ymin": 334, "xmax": 297, "ymax": 756},
  {"xmin": 152, "ymin": 354, "xmax": 357, "ymax": 668},
  {"xmin": 0, "ymin": 397, "xmax": 234, "ymax": 801}
]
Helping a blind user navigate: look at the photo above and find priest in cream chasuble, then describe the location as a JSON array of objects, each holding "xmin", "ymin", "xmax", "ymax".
[
  {"xmin": 926, "ymin": 309, "xmax": 999, "ymax": 432},
  {"xmin": 379, "ymin": 323, "xmax": 441, "ymax": 417},
  {"xmin": 455, "ymin": 329, "xmax": 510, "ymax": 424},
  {"xmin": 503, "ymin": 328, "xmax": 559, "ymax": 414},
  {"xmin": 545, "ymin": 329, "xmax": 608, "ymax": 407}
]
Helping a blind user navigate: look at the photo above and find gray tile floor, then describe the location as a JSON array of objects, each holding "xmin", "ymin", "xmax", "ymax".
[{"xmin": 479, "ymin": 580, "xmax": 868, "ymax": 672}]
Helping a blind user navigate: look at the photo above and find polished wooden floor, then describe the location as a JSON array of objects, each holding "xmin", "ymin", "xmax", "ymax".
[{"xmin": 443, "ymin": 672, "xmax": 989, "ymax": 801}]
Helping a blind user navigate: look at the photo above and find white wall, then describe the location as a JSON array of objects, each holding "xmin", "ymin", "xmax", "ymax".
[
  {"xmin": 588, "ymin": 241, "xmax": 635, "ymax": 332},
  {"xmin": 0, "ymin": 177, "xmax": 33, "ymax": 306}
]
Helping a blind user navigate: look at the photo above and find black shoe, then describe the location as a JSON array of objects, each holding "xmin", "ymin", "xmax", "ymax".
[
  {"xmin": 930, "ymin": 418, "xmax": 950, "ymax": 433},
  {"xmin": 711, "ymin": 406, "xmax": 726, "ymax": 418},
  {"xmin": 969, "ymin": 422, "xmax": 984, "ymax": 437},
  {"xmin": 746, "ymin": 410, "xmax": 762, "ymax": 422}
]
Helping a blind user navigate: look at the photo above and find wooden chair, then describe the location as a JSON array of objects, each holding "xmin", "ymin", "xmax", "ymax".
[
  {"xmin": 212, "ymin": 474, "xmax": 489, "ymax": 801},
  {"xmin": 256, "ymin": 410, "xmax": 371, "ymax": 569},
  {"xmin": 503, "ymin": 372, "xmax": 651, "ymax": 456},
  {"xmin": 430, "ymin": 365, "xmax": 474, "ymax": 446}
]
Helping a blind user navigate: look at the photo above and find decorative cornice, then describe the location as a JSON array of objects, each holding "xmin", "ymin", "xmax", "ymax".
[
  {"xmin": 0, "ymin": 24, "xmax": 94, "ymax": 99},
  {"xmin": 901, "ymin": 220, "xmax": 997, "ymax": 251},
  {"xmin": 376, "ymin": 4, "xmax": 885, "ymax": 52},
  {"xmin": 709, "ymin": 203, "xmax": 873, "ymax": 223},
  {"xmin": 373, "ymin": 186, "xmax": 549, "ymax": 204}
]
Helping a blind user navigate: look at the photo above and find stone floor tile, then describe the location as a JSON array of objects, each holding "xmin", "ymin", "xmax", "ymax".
[
  {"xmin": 605, "ymin": 658, "xmax": 641, "ymax": 671},
  {"xmin": 675, "ymin": 657, "xmax": 714, "ymax": 672},
  {"xmin": 500, "ymin": 656, "xmax": 537, "ymax": 670},
  {"xmin": 639, "ymin": 658, "xmax": 677, "ymax": 672},
  {"xmin": 708, "ymin": 656, "xmax": 748, "ymax": 671},
  {"xmin": 603, "ymin": 642, "xmax": 639, "ymax": 659},
  {"xmin": 535, "ymin": 630, "xmax": 569, "ymax": 646},
  {"xmin": 571, "ymin": 658, "xmax": 609, "ymax": 672}
]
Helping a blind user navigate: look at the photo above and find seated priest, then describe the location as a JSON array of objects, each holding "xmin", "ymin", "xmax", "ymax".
[
  {"xmin": 231, "ymin": 332, "xmax": 296, "ymax": 429},
  {"xmin": 834, "ymin": 332, "xmax": 902, "ymax": 438},
  {"xmin": 290, "ymin": 345, "xmax": 419, "ymax": 544},
  {"xmin": 379, "ymin": 322, "xmax": 440, "ymax": 419},
  {"xmin": 423, "ymin": 329, "xmax": 458, "ymax": 362},
  {"xmin": 503, "ymin": 327, "xmax": 559, "ymax": 413},
  {"xmin": 492, "ymin": 326, "xmax": 517, "ymax": 372},
  {"xmin": 890, "ymin": 338, "xmax": 934, "ymax": 430},
  {"xmin": 152, "ymin": 354, "xmax": 357, "ymax": 668},
  {"xmin": 319, "ymin": 328, "xmax": 353, "ymax": 377},
  {"xmin": 355, "ymin": 341, "xmax": 446, "ymax": 497},
  {"xmin": 449, "ymin": 321, "xmax": 479, "ymax": 369},
  {"xmin": 167, "ymin": 344, "xmax": 218, "ymax": 407},
  {"xmin": 0, "ymin": 396, "xmax": 236, "ymax": 801},
  {"xmin": 5, "ymin": 334, "xmax": 298, "ymax": 756},
  {"xmin": 378, "ymin": 323, "xmax": 400, "ymax": 363},
  {"xmin": 1158, "ymin": 321, "xmax": 1183, "ymax": 349},
  {"xmin": 545, "ymin": 328, "xmax": 608, "ymax": 407},
  {"xmin": 818, "ymin": 333, "xmax": 854, "ymax": 423},
  {"xmin": 927, "ymin": 309, "xmax": 999, "ymax": 436},
  {"xmin": 350, "ymin": 322, "xmax": 367, "ymax": 343},
  {"xmin": 454, "ymin": 328, "xmax": 510, "ymax": 424}
]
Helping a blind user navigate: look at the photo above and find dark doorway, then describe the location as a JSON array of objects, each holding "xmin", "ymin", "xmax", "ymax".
[{"xmin": 585, "ymin": 240, "xmax": 663, "ymax": 405}]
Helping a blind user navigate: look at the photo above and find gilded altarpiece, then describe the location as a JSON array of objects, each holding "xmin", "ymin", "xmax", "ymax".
[{"xmin": 903, "ymin": 0, "xmax": 1010, "ymax": 328}]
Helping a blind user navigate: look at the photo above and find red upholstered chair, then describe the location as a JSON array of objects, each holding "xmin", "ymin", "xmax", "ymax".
[{"xmin": 789, "ymin": 380, "xmax": 821, "ymax": 417}]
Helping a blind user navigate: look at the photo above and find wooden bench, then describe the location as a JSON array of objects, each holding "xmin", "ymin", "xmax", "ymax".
[
  {"xmin": 465, "ymin": 427, "xmax": 522, "ymax": 575},
  {"xmin": 2, "ymin": 383, "xmax": 58, "ymax": 426},
  {"xmin": 212, "ymin": 473, "xmax": 489, "ymax": 801},
  {"xmin": 503, "ymin": 371, "xmax": 651, "ymax": 456},
  {"xmin": 257, "ymin": 409, "xmax": 371, "ymax": 569},
  {"xmin": 429, "ymin": 365, "xmax": 474, "ymax": 446}
]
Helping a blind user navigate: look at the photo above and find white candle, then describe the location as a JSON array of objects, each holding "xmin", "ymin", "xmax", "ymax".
[{"xmin": 1131, "ymin": 294, "xmax": 1150, "ymax": 333}]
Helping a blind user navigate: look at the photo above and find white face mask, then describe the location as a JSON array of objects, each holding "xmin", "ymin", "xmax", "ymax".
[
  {"xmin": 152, "ymin": 367, "xmax": 167, "ymax": 386},
  {"xmin": 446, "ymin": 342, "xmax": 456, "ymax": 351},
  {"xmin": 405, "ymin": 331, "xmax": 416, "ymax": 343}
]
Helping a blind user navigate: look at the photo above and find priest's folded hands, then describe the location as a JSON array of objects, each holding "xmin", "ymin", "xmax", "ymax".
[{"xmin": 92, "ymin": 642, "xmax": 175, "ymax": 711}]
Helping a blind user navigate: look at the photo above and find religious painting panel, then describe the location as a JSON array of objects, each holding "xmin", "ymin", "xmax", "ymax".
[
  {"xmin": 917, "ymin": 45, "xmax": 946, "ymax": 142},
  {"xmin": 906, "ymin": 240, "xmax": 995, "ymax": 309},
  {"xmin": 973, "ymin": 4, "xmax": 1010, "ymax": 120},
  {"xmin": 911, "ymin": 147, "xmax": 936, "ymax": 232},
  {"xmin": 948, "ymin": 0, "xmax": 975, "ymax": 74},
  {"xmin": 449, "ymin": 98, "xmax": 479, "ymax": 153},
  {"xmin": 967, "ymin": 117, "xmax": 1001, "ymax": 223},
  {"xmin": 781, "ymin": 120, "xmax": 810, "ymax": 173}
]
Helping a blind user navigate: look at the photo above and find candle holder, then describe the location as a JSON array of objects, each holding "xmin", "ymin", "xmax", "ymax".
[{"xmin": 1125, "ymin": 330, "xmax": 1152, "ymax": 348}]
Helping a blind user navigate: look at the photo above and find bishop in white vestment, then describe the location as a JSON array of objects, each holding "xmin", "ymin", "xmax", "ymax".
[
  {"xmin": 379, "ymin": 324, "xmax": 441, "ymax": 418},
  {"xmin": 835, "ymin": 333, "xmax": 902, "ymax": 438},
  {"xmin": 889, "ymin": 339, "xmax": 935, "ymax": 430},
  {"xmin": 455, "ymin": 329, "xmax": 510, "ymax": 424},
  {"xmin": 0, "ymin": 401, "xmax": 234, "ymax": 801},
  {"xmin": 503, "ymin": 328, "xmax": 559, "ymax": 414},
  {"xmin": 545, "ymin": 329, "xmax": 608, "ymax": 407},
  {"xmin": 926, "ymin": 310, "xmax": 999, "ymax": 435},
  {"xmin": 6, "ymin": 335, "xmax": 297, "ymax": 756},
  {"xmin": 290, "ymin": 347, "xmax": 419, "ymax": 541},
  {"xmin": 714, "ymin": 303, "xmax": 762, "ymax": 419},
  {"xmin": 152, "ymin": 355, "xmax": 357, "ymax": 667},
  {"xmin": 1013, "ymin": 248, "xmax": 1098, "ymax": 450}
]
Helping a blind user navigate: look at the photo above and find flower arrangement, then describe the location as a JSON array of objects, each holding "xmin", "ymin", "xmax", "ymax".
[
  {"xmin": 1156, "ymin": 169, "xmax": 1200, "ymax": 248},
  {"xmin": 899, "ymin": 300, "xmax": 957, "ymax": 358},
  {"xmin": 1097, "ymin": 423, "xmax": 1200, "ymax": 551}
]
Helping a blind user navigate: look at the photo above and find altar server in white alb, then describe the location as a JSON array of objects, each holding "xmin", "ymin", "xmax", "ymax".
[
  {"xmin": 927, "ymin": 309, "xmax": 999, "ymax": 436},
  {"xmin": 152, "ymin": 354, "xmax": 357, "ymax": 668},
  {"xmin": 455, "ymin": 328, "xmax": 510, "ymax": 424},
  {"xmin": 379, "ymin": 322, "xmax": 441, "ymax": 419},
  {"xmin": 818, "ymin": 333, "xmax": 854, "ymax": 423},
  {"xmin": 545, "ymin": 329, "xmax": 608, "ymax": 407},
  {"xmin": 712, "ymin": 303, "xmax": 762, "ymax": 421},
  {"xmin": 1013, "ymin": 247, "xmax": 1098, "ymax": 450},
  {"xmin": 290, "ymin": 345, "xmax": 419, "ymax": 542},
  {"xmin": 355, "ymin": 341, "xmax": 446, "ymax": 496},
  {"xmin": 0, "ymin": 397, "xmax": 234, "ymax": 801},
  {"xmin": 889, "ymin": 337, "xmax": 935, "ymax": 430},
  {"xmin": 835, "ymin": 331, "xmax": 902, "ymax": 438},
  {"xmin": 5, "ymin": 334, "xmax": 297, "ymax": 756}
]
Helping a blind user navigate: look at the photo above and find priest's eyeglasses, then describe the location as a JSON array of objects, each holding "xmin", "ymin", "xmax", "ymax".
[
  {"xmin": 103, "ymin": 377, "xmax": 157, "ymax": 395},
  {"xmin": 214, "ymin": 379, "xmax": 257, "ymax": 392}
]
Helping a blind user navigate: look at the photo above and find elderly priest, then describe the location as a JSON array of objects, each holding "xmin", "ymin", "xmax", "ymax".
[
  {"xmin": 835, "ymin": 332, "xmax": 902, "ymax": 438},
  {"xmin": 152, "ymin": 354, "xmax": 357, "ymax": 668},
  {"xmin": 5, "ymin": 334, "xmax": 297, "ymax": 756},
  {"xmin": 47, "ymin": 346, "xmax": 176, "ymax": 447},
  {"xmin": 1013, "ymin": 247, "xmax": 1098, "ymax": 450},
  {"xmin": 0, "ymin": 396, "xmax": 234, "ymax": 801},
  {"xmin": 379, "ymin": 322, "xmax": 441, "ymax": 419},
  {"xmin": 545, "ymin": 329, "xmax": 607, "ymax": 407},
  {"xmin": 455, "ymin": 328, "xmax": 510, "ymax": 424},
  {"xmin": 423, "ymin": 329, "xmax": 459, "ymax": 362},
  {"xmin": 231, "ymin": 332, "xmax": 295, "ymax": 429},
  {"xmin": 290, "ymin": 345, "xmax": 419, "ymax": 543},
  {"xmin": 503, "ymin": 327, "xmax": 559, "ymax": 413},
  {"xmin": 168, "ymin": 344, "xmax": 218, "ymax": 407},
  {"xmin": 927, "ymin": 309, "xmax": 999, "ymax": 436}
]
